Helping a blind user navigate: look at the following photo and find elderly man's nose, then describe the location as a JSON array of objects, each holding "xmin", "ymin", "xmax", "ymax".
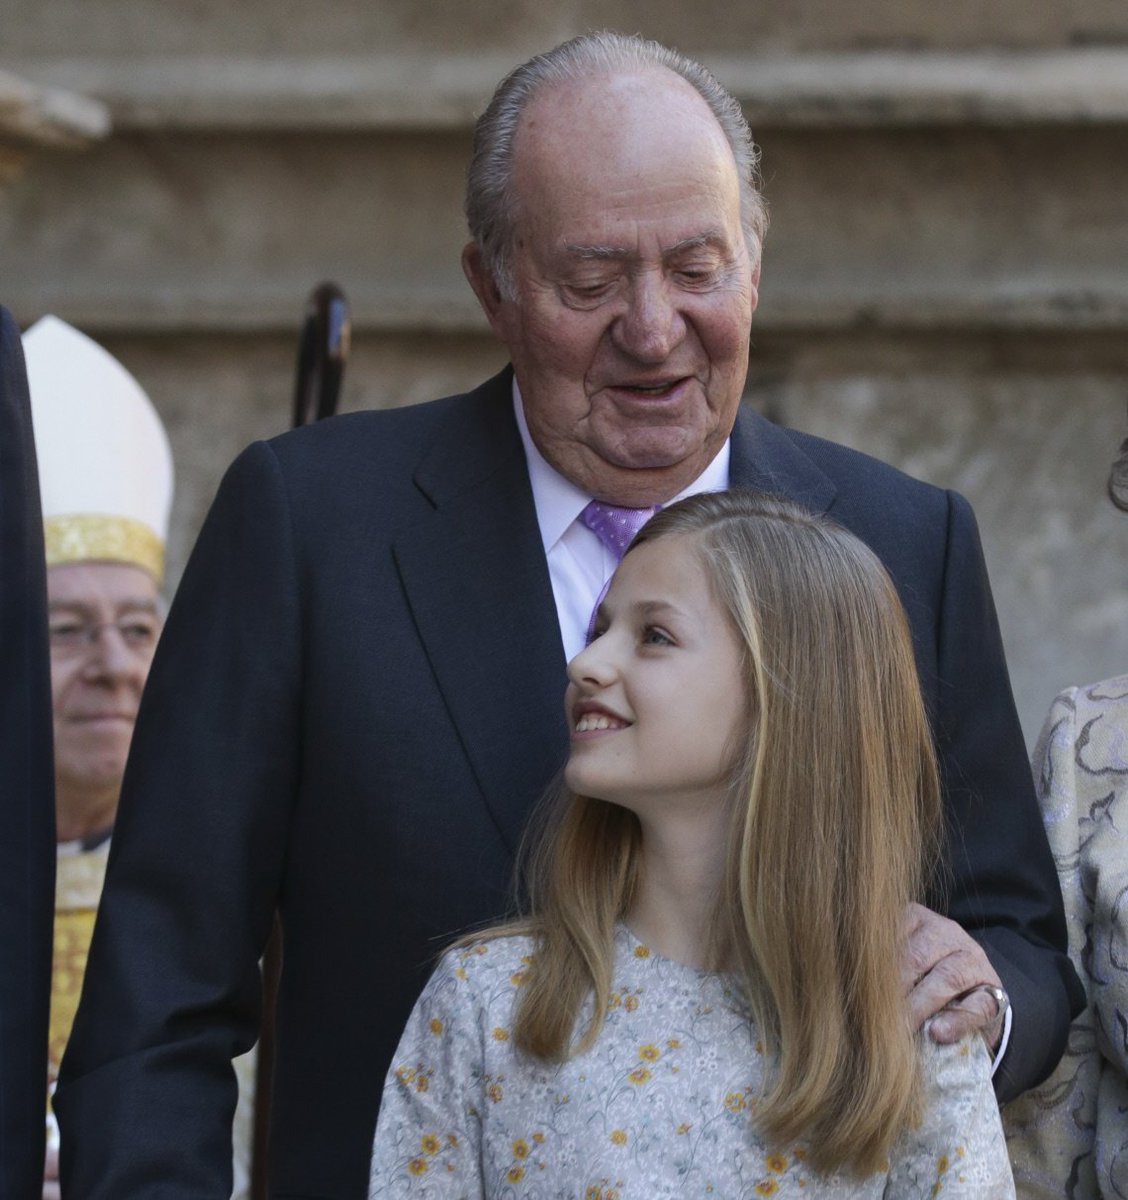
[
  {"xmin": 84, "ymin": 626, "xmax": 141, "ymax": 677},
  {"xmin": 614, "ymin": 276, "xmax": 684, "ymax": 361}
]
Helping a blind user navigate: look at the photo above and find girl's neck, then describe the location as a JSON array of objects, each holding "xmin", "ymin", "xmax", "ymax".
[{"xmin": 626, "ymin": 807, "xmax": 728, "ymax": 970}]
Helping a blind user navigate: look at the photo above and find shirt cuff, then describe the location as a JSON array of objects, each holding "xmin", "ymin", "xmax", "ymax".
[{"xmin": 989, "ymin": 1002, "xmax": 1013, "ymax": 1076}]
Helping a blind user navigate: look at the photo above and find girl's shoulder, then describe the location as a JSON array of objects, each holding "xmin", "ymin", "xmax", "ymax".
[
  {"xmin": 879, "ymin": 1035, "xmax": 1014, "ymax": 1196},
  {"xmin": 915, "ymin": 1031, "xmax": 998, "ymax": 1126},
  {"xmin": 917, "ymin": 1030, "xmax": 993, "ymax": 1084},
  {"xmin": 426, "ymin": 931, "xmax": 539, "ymax": 1000}
]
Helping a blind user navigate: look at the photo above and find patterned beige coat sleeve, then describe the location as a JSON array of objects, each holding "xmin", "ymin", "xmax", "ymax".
[{"xmin": 1004, "ymin": 676, "xmax": 1128, "ymax": 1197}]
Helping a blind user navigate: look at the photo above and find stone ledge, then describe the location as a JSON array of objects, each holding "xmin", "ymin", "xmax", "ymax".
[
  {"xmin": 0, "ymin": 68, "xmax": 110, "ymax": 148},
  {"xmin": 14, "ymin": 282, "xmax": 1128, "ymax": 335},
  {"xmin": 6, "ymin": 49, "xmax": 1128, "ymax": 131}
]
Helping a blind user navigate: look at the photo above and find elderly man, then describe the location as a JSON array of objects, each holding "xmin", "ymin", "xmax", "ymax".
[{"xmin": 58, "ymin": 33, "xmax": 1081, "ymax": 1198}]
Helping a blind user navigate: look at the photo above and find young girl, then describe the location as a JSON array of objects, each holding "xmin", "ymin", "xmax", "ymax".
[{"xmin": 369, "ymin": 491, "xmax": 1014, "ymax": 1197}]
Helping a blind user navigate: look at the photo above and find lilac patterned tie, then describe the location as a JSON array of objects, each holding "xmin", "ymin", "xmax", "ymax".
[{"xmin": 579, "ymin": 500, "xmax": 660, "ymax": 562}]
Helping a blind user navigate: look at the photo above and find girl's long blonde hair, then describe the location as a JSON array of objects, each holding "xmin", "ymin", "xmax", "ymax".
[{"xmin": 480, "ymin": 491, "xmax": 943, "ymax": 1178}]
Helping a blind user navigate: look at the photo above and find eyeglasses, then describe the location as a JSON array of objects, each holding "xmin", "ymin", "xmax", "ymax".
[{"xmin": 48, "ymin": 617, "xmax": 160, "ymax": 658}]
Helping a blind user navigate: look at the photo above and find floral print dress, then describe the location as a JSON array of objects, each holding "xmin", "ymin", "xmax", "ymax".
[{"xmin": 369, "ymin": 926, "xmax": 1013, "ymax": 1198}]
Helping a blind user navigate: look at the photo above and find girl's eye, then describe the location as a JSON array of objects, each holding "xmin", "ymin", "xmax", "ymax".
[{"xmin": 641, "ymin": 626, "xmax": 673, "ymax": 648}]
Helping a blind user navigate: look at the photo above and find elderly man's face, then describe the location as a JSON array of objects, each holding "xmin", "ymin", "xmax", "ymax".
[
  {"xmin": 48, "ymin": 561, "xmax": 161, "ymax": 838},
  {"xmin": 465, "ymin": 69, "xmax": 759, "ymax": 506}
]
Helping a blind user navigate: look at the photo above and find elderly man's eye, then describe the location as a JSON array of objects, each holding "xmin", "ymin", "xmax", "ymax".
[
  {"xmin": 562, "ymin": 280, "xmax": 616, "ymax": 305},
  {"xmin": 49, "ymin": 621, "xmax": 86, "ymax": 646},
  {"xmin": 675, "ymin": 264, "xmax": 722, "ymax": 288},
  {"xmin": 120, "ymin": 621, "xmax": 159, "ymax": 649}
]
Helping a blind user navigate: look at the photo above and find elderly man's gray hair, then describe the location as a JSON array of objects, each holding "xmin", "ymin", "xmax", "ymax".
[{"xmin": 465, "ymin": 32, "xmax": 769, "ymax": 300}]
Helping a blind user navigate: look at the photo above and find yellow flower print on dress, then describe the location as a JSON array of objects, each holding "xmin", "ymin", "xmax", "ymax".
[
  {"xmin": 507, "ymin": 1165, "xmax": 525, "ymax": 1183},
  {"xmin": 429, "ymin": 1018, "xmax": 443, "ymax": 1035},
  {"xmin": 765, "ymin": 1154, "xmax": 787, "ymax": 1173},
  {"xmin": 633, "ymin": 944, "xmax": 651, "ymax": 959},
  {"xmin": 623, "ymin": 995, "xmax": 639, "ymax": 1012},
  {"xmin": 755, "ymin": 1180, "xmax": 779, "ymax": 1196},
  {"xmin": 420, "ymin": 1134, "xmax": 441, "ymax": 1156},
  {"xmin": 724, "ymin": 1091, "xmax": 746, "ymax": 1113},
  {"xmin": 627, "ymin": 1066, "xmax": 652, "ymax": 1085},
  {"xmin": 512, "ymin": 1139, "xmax": 530, "ymax": 1159},
  {"xmin": 638, "ymin": 1043, "xmax": 661, "ymax": 1062},
  {"xmin": 407, "ymin": 1158, "xmax": 428, "ymax": 1176},
  {"xmin": 610, "ymin": 1129, "xmax": 628, "ymax": 1145},
  {"xmin": 492, "ymin": 1027, "xmax": 510, "ymax": 1041}
]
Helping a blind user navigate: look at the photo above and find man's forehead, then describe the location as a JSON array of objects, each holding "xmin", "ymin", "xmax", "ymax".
[
  {"xmin": 47, "ymin": 562, "xmax": 160, "ymax": 608},
  {"xmin": 516, "ymin": 66, "xmax": 731, "ymax": 172},
  {"xmin": 563, "ymin": 231, "xmax": 733, "ymax": 260}
]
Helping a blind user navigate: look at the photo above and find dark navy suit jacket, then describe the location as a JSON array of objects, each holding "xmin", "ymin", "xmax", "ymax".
[
  {"xmin": 58, "ymin": 367, "xmax": 1081, "ymax": 1198},
  {"xmin": 0, "ymin": 306, "xmax": 55, "ymax": 1200}
]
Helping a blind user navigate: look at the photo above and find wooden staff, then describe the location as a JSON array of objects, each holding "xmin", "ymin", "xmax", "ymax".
[{"xmin": 251, "ymin": 282, "xmax": 351, "ymax": 1200}]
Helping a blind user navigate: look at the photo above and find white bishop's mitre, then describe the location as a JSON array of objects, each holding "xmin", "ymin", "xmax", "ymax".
[{"xmin": 22, "ymin": 315, "xmax": 174, "ymax": 583}]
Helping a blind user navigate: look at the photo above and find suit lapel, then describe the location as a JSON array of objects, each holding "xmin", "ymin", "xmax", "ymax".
[
  {"xmin": 392, "ymin": 372, "xmax": 569, "ymax": 858},
  {"xmin": 728, "ymin": 405, "xmax": 838, "ymax": 514}
]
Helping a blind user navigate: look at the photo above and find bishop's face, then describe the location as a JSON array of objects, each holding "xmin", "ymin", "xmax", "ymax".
[{"xmin": 48, "ymin": 561, "xmax": 161, "ymax": 836}]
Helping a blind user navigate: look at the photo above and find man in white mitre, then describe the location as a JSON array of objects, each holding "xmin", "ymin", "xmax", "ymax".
[
  {"xmin": 24, "ymin": 312, "xmax": 173, "ymax": 1082},
  {"xmin": 24, "ymin": 316, "xmax": 258, "ymax": 1200},
  {"xmin": 24, "ymin": 317, "xmax": 253, "ymax": 1199},
  {"xmin": 23, "ymin": 315, "xmax": 175, "ymax": 1196}
]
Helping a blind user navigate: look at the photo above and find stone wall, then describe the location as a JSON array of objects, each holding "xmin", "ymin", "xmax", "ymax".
[{"xmin": 2, "ymin": 1, "xmax": 1125, "ymax": 744}]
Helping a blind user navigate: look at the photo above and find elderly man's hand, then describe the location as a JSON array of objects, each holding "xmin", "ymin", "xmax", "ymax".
[{"xmin": 903, "ymin": 902, "xmax": 1007, "ymax": 1050}]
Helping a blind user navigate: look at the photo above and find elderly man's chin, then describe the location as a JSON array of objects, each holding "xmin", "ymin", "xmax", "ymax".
[
  {"xmin": 588, "ymin": 398, "xmax": 733, "ymax": 468},
  {"xmin": 562, "ymin": 425, "xmax": 727, "ymax": 505}
]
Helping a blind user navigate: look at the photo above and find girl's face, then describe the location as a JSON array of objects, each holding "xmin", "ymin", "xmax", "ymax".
[{"xmin": 564, "ymin": 534, "xmax": 747, "ymax": 820}]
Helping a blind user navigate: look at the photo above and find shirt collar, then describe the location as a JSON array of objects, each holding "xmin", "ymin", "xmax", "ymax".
[{"xmin": 512, "ymin": 378, "xmax": 731, "ymax": 555}]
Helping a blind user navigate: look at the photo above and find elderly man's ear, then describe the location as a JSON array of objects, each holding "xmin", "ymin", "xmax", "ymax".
[{"xmin": 462, "ymin": 242, "xmax": 507, "ymax": 334}]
